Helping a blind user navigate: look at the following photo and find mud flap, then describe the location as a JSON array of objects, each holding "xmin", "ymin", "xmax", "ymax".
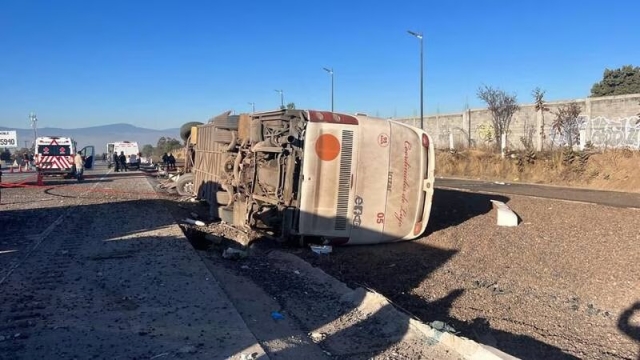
[{"xmin": 279, "ymin": 207, "xmax": 296, "ymax": 243}]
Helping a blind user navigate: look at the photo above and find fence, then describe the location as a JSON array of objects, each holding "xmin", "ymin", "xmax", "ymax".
[{"xmin": 395, "ymin": 93, "xmax": 640, "ymax": 150}]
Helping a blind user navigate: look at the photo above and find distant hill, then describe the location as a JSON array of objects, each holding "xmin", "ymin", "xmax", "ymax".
[{"xmin": 0, "ymin": 123, "xmax": 180, "ymax": 152}]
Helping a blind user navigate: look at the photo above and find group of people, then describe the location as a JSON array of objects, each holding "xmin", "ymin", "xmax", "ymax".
[
  {"xmin": 112, "ymin": 151, "xmax": 141, "ymax": 172},
  {"xmin": 162, "ymin": 153, "xmax": 177, "ymax": 171}
]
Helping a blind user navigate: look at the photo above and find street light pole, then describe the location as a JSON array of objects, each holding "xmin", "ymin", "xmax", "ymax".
[
  {"xmin": 29, "ymin": 112, "xmax": 38, "ymax": 144},
  {"xmin": 407, "ymin": 30, "xmax": 424, "ymax": 130},
  {"xmin": 274, "ymin": 89, "xmax": 284, "ymax": 108},
  {"xmin": 323, "ymin": 67, "xmax": 334, "ymax": 112},
  {"xmin": 248, "ymin": 102, "xmax": 255, "ymax": 113}
]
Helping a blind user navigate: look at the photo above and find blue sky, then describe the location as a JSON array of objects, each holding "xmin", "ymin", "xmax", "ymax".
[{"xmin": 1, "ymin": 0, "xmax": 638, "ymax": 130}]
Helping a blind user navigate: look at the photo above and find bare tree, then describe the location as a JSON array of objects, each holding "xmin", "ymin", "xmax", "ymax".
[
  {"xmin": 477, "ymin": 85, "xmax": 520, "ymax": 151},
  {"xmin": 532, "ymin": 87, "xmax": 550, "ymax": 151},
  {"xmin": 552, "ymin": 102, "xmax": 582, "ymax": 147}
]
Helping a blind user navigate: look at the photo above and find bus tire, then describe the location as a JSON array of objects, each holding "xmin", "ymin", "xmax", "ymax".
[
  {"xmin": 180, "ymin": 122, "xmax": 204, "ymax": 142},
  {"xmin": 176, "ymin": 173, "xmax": 195, "ymax": 196}
]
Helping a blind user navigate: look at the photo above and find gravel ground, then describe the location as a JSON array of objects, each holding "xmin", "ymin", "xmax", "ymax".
[
  {"xmin": 165, "ymin": 183, "xmax": 640, "ymax": 360},
  {"xmin": 292, "ymin": 189, "xmax": 640, "ymax": 360},
  {"xmin": 163, "ymin": 189, "xmax": 475, "ymax": 359}
]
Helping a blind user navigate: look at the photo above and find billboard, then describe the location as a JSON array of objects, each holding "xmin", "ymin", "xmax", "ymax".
[{"xmin": 0, "ymin": 131, "xmax": 17, "ymax": 148}]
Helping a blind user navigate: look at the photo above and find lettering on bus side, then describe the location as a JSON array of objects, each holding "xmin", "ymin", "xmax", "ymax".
[
  {"xmin": 353, "ymin": 195, "xmax": 363, "ymax": 227},
  {"xmin": 393, "ymin": 141, "xmax": 412, "ymax": 227}
]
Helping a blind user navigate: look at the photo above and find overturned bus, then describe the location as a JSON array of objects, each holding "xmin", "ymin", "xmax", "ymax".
[{"xmin": 178, "ymin": 109, "xmax": 435, "ymax": 245}]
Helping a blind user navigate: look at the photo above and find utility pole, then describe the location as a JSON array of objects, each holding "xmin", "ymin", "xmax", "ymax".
[
  {"xmin": 323, "ymin": 67, "xmax": 334, "ymax": 112},
  {"xmin": 248, "ymin": 102, "xmax": 255, "ymax": 113},
  {"xmin": 407, "ymin": 30, "xmax": 424, "ymax": 130},
  {"xmin": 29, "ymin": 112, "xmax": 38, "ymax": 146},
  {"xmin": 274, "ymin": 90, "xmax": 284, "ymax": 108}
]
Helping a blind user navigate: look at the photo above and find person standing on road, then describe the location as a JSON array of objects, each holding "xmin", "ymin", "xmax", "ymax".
[
  {"xmin": 113, "ymin": 152, "xmax": 120, "ymax": 172},
  {"xmin": 162, "ymin": 152, "xmax": 169, "ymax": 170},
  {"xmin": 168, "ymin": 153, "xmax": 176, "ymax": 171},
  {"xmin": 74, "ymin": 152, "xmax": 84, "ymax": 181},
  {"xmin": 119, "ymin": 151, "xmax": 127, "ymax": 172}
]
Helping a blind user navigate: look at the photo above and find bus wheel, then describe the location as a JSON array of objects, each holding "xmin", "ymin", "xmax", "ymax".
[{"xmin": 176, "ymin": 173, "xmax": 195, "ymax": 196}]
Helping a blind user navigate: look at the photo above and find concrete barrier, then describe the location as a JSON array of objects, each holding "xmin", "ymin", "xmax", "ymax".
[{"xmin": 490, "ymin": 200, "xmax": 519, "ymax": 227}]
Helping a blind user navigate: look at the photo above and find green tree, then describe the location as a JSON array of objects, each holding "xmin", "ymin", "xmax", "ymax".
[
  {"xmin": 280, "ymin": 102, "xmax": 296, "ymax": 110},
  {"xmin": 477, "ymin": 85, "xmax": 520, "ymax": 151},
  {"xmin": 141, "ymin": 144, "xmax": 154, "ymax": 157},
  {"xmin": 154, "ymin": 137, "xmax": 182, "ymax": 157},
  {"xmin": 590, "ymin": 65, "xmax": 640, "ymax": 97}
]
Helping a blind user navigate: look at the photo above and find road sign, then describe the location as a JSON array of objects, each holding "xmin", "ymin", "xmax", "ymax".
[{"xmin": 0, "ymin": 131, "xmax": 17, "ymax": 148}]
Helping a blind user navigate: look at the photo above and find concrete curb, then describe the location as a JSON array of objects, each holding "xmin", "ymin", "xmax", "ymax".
[
  {"xmin": 436, "ymin": 175, "xmax": 640, "ymax": 195},
  {"xmin": 268, "ymin": 251, "xmax": 519, "ymax": 360},
  {"xmin": 489, "ymin": 200, "xmax": 519, "ymax": 227}
]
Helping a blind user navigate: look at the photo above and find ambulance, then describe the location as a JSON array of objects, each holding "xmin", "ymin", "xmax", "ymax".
[
  {"xmin": 107, "ymin": 141, "xmax": 140, "ymax": 169},
  {"xmin": 34, "ymin": 136, "xmax": 95, "ymax": 179}
]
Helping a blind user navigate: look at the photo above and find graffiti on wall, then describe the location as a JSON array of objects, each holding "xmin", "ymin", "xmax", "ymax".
[
  {"xmin": 476, "ymin": 123, "xmax": 495, "ymax": 143},
  {"xmin": 550, "ymin": 116, "xmax": 640, "ymax": 149}
]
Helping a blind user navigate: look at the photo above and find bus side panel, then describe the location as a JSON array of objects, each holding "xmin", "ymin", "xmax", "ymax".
[
  {"xmin": 382, "ymin": 124, "xmax": 423, "ymax": 240},
  {"xmin": 348, "ymin": 119, "xmax": 392, "ymax": 244}
]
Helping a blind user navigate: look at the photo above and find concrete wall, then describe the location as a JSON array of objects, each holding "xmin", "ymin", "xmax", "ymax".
[{"xmin": 395, "ymin": 93, "xmax": 640, "ymax": 150}]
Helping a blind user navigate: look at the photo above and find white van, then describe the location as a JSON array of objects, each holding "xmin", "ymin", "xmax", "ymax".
[{"xmin": 107, "ymin": 141, "xmax": 140, "ymax": 169}]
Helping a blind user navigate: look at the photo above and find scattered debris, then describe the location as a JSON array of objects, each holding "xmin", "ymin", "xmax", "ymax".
[
  {"xmin": 293, "ymin": 270, "xmax": 301, "ymax": 275},
  {"xmin": 183, "ymin": 218, "xmax": 205, "ymax": 226},
  {"xmin": 310, "ymin": 245, "xmax": 332, "ymax": 254},
  {"xmin": 222, "ymin": 248, "xmax": 248, "ymax": 260},
  {"xmin": 240, "ymin": 353, "xmax": 258, "ymax": 360},
  {"xmin": 490, "ymin": 200, "xmax": 519, "ymax": 227},
  {"xmin": 429, "ymin": 321, "xmax": 457, "ymax": 334},
  {"xmin": 309, "ymin": 332, "xmax": 326, "ymax": 342},
  {"xmin": 0, "ymin": 335, "xmax": 5, "ymax": 342},
  {"xmin": 494, "ymin": 181, "xmax": 506, "ymax": 185},
  {"xmin": 271, "ymin": 311, "xmax": 285, "ymax": 321},
  {"xmin": 190, "ymin": 212, "xmax": 199, "ymax": 219}
]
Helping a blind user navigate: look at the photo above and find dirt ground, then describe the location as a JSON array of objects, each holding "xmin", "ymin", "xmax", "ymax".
[
  {"xmin": 166, "ymin": 186, "xmax": 640, "ymax": 360},
  {"xmin": 436, "ymin": 148, "xmax": 640, "ymax": 193}
]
